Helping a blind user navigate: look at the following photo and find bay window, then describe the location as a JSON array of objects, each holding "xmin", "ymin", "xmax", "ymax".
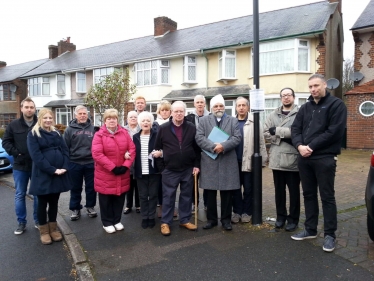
[
  {"xmin": 28, "ymin": 77, "xmax": 50, "ymax": 96},
  {"xmin": 258, "ymin": 39, "xmax": 309, "ymax": 75}
]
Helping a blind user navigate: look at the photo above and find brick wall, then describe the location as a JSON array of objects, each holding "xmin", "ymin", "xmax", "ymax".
[
  {"xmin": 368, "ymin": 32, "xmax": 374, "ymax": 68},
  {"xmin": 316, "ymin": 34, "xmax": 326, "ymax": 75},
  {"xmin": 346, "ymin": 94, "xmax": 374, "ymax": 149}
]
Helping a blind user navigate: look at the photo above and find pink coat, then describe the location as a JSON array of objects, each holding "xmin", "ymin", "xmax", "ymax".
[{"xmin": 92, "ymin": 125, "xmax": 135, "ymax": 195}]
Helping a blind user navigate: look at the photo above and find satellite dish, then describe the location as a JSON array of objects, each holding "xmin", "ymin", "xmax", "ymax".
[
  {"xmin": 9, "ymin": 84, "xmax": 17, "ymax": 92},
  {"xmin": 349, "ymin": 71, "xmax": 364, "ymax": 82},
  {"xmin": 326, "ymin": 78, "xmax": 340, "ymax": 90}
]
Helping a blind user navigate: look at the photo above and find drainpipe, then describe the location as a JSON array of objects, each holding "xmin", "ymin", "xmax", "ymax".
[{"xmin": 200, "ymin": 50, "xmax": 209, "ymax": 90}]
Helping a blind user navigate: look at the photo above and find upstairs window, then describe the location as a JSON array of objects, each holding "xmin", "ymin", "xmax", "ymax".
[
  {"xmin": 57, "ymin": 74, "xmax": 65, "ymax": 95},
  {"xmin": 219, "ymin": 50, "xmax": 236, "ymax": 79},
  {"xmin": 183, "ymin": 56, "xmax": 196, "ymax": 82},
  {"xmin": 28, "ymin": 77, "xmax": 50, "ymax": 96},
  {"xmin": 258, "ymin": 39, "xmax": 309, "ymax": 75},
  {"xmin": 94, "ymin": 67, "xmax": 120, "ymax": 84},
  {"xmin": 76, "ymin": 72, "xmax": 86, "ymax": 92},
  {"xmin": 0, "ymin": 84, "xmax": 16, "ymax": 101},
  {"xmin": 135, "ymin": 60, "xmax": 169, "ymax": 86}
]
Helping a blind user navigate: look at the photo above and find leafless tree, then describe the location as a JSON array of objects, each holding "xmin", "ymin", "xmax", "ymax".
[{"xmin": 342, "ymin": 57, "xmax": 354, "ymax": 95}]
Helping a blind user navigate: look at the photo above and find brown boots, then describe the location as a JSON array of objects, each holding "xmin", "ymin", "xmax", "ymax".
[
  {"xmin": 39, "ymin": 224, "xmax": 52, "ymax": 245},
  {"xmin": 38, "ymin": 222, "xmax": 63, "ymax": 245},
  {"xmin": 49, "ymin": 222, "xmax": 63, "ymax": 242}
]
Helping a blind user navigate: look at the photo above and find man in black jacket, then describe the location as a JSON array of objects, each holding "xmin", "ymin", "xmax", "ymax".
[
  {"xmin": 154, "ymin": 101, "xmax": 201, "ymax": 236},
  {"xmin": 291, "ymin": 74, "xmax": 347, "ymax": 252},
  {"xmin": 3, "ymin": 97, "xmax": 39, "ymax": 235}
]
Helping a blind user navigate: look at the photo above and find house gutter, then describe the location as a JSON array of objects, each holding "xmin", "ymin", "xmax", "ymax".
[{"xmin": 200, "ymin": 30, "xmax": 325, "ymax": 52}]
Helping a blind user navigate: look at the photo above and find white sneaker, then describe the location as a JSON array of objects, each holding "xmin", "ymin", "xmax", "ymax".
[
  {"xmin": 103, "ymin": 225, "xmax": 116, "ymax": 233},
  {"xmin": 114, "ymin": 223, "xmax": 124, "ymax": 231}
]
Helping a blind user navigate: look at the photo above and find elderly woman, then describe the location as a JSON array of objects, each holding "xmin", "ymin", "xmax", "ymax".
[
  {"xmin": 92, "ymin": 109, "xmax": 135, "ymax": 233},
  {"xmin": 123, "ymin": 111, "xmax": 141, "ymax": 215},
  {"xmin": 27, "ymin": 108, "xmax": 71, "ymax": 245},
  {"xmin": 133, "ymin": 112, "xmax": 161, "ymax": 229}
]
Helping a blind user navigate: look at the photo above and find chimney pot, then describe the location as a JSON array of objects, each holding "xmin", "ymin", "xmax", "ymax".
[{"xmin": 0, "ymin": 61, "xmax": 7, "ymax": 68}]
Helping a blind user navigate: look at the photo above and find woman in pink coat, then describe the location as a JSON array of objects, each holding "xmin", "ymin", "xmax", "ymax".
[{"xmin": 92, "ymin": 109, "xmax": 135, "ymax": 233}]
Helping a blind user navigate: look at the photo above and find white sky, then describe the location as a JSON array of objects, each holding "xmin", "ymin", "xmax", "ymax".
[{"xmin": 0, "ymin": 0, "xmax": 370, "ymax": 66}]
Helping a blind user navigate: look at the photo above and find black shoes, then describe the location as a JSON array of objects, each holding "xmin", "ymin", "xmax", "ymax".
[
  {"xmin": 123, "ymin": 208, "xmax": 132, "ymax": 214},
  {"xmin": 148, "ymin": 219, "xmax": 156, "ymax": 229},
  {"xmin": 222, "ymin": 222, "xmax": 233, "ymax": 231},
  {"xmin": 275, "ymin": 220, "xmax": 285, "ymax": 229},
  {"xmin": 141, "ymin": 219, "xmax": 148, "ymax": 229},
  {"xmin": 203, "ymin": 221, "xmax": 218, "ymax": 230},
  {"xmin": 285, "ymin": 223, "xmax": 298, "ymax": 232},
  {"xmin": 136, "ymin": 208, "xmax": 141, "ymax": 213}
]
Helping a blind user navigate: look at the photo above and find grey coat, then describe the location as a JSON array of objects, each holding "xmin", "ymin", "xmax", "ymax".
[
  {"xmin": 196, "ymin": 114, "xmax": 241, "ymax": 191},
  {"xmin": 264, "ymin": 105, "xmax": 299, "ymax": 171}
]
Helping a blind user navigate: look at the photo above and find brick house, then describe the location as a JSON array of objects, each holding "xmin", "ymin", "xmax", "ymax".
[
  {"xmin": 0, "ymin": 59, "xmax": 48, "ymax": 127},
  {"xmin": 345, "ymin": 0, "xmax": 374, "ymax": 149}
]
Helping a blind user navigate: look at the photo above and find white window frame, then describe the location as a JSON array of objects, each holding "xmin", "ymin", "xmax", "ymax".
[
  {"xmin": 28, "ymin": 77, "xmax": 50, "ymax": 96},
  {"xmin": 76, "ymin": 72, "xmax": 86, "ymax": 93},
  {"xmin": 93, "ymin": 67, "xmax": 120, "ymax": 84},
  {"xmin": 224, "ymin": 100, "xmax": 235, "ymax": 116},
  {"xmin": 359, "ymin": 101, "xmax": 374, "ymax": 117},
  {"xmin": 135, "ymin": 60, "xmax": 170, "ymax": 86},
  {"xmin": 57, "ymin": 74, "xmax": 65, "ymax": 95},
  {"xmin": 55, "ymin": 108, "xmax": 72, "ymax": 125},
  {"xmin": 256, "ymin": 38, "xmax": 310, "ymax": 76},
  {"xmin": 183, "ymin": 56, "xmax": 197, "ymax": 83},
  {"xmin": 219, "ymin": 50, "xmax": 236, "ymax": 80}
]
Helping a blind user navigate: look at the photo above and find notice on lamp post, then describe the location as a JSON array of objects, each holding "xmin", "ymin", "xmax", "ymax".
[{"xmin": 250, "ymin": 89, "xmax": 265, "ymax": 112}]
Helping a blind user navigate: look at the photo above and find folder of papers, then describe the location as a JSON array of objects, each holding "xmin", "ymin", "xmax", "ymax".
[{"xmin": 202, "ymin": 126, "xmax": 230, "ymax": 160}]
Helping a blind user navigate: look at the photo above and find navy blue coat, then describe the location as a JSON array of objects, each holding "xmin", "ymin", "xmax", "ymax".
[
  {"xmin": 27, "ymin": 128, "xmax": 72, "ymax": 196},
  {"xmin": 133, "ymin": 127, "xmax": 159, "ymax": 179}
]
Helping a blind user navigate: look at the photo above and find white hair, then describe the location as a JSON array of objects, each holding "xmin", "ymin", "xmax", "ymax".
[
  {"xmin": 194, "ymin": 95, "xmax": 206, "ymax": 103},
  {"xmin": 137, "ymin": 111, "xmax": 154, "ymax": 125},
  {"xmin": 171, "ymin": 101, "xmax": 186, "ymax": 112},
  {"xmin": 74, "ymin": 105, "xmax": 88, "ymax": 115}
]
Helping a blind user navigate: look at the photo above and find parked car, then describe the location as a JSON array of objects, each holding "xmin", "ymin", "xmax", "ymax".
[
  {"xmin": 0, "ymin": 138, "xmax": 13, "ymax": 172},
  {"xmin": 365, "ymin": 151, "xmax": 374, "ymax": 241}
]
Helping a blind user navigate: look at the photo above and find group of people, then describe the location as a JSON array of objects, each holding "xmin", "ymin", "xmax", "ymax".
[{"xmin": 3, "ymin": 74, "xmax": 346, "ymax": 253}]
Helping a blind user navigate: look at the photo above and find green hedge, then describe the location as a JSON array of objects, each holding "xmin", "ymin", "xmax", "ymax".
[{"xmin": 0, "ymin": 128, "xmax": 5, "ymax": 139}]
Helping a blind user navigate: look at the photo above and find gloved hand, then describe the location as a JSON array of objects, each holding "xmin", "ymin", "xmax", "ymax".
[
  {"xmin": 112, "ymin": 166, "xmax": 128, "ymax": 175},
  {"xmin": 269, "ymin": 127, "xmax": 276, "ymax": 135},
  {"xmin": 282, "ymin": 138, "xmax": 293, "ymax": 145}
]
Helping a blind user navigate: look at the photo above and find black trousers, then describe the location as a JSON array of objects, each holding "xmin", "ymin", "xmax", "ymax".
[
  {"xmin": 37, "ymin": 193, "xmax": 60, "ymax": 225},
  {"xmin": 298, "ymin": 156, "xmax": 337, "ymax": 238},
  {"xmin": 205, "ymin": 189, "xmax": 232, "ymax": 224},
  {"xmin": 272, "ymin": 170, "xmax": 300, "ymax": 224},
  {"xmin": 137, "ymin": 174, "xmax": 160, "ymax": 220},
  {"xmin": 126, "ymin": 176, "xmax": 140, "ymax": 209},
  {"xmin": 98, "ymin": 193, "xmax": 126, "ymax": 227}
]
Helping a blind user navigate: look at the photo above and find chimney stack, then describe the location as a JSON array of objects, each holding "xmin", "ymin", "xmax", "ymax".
[
  {"xmin": 49, "ymin": 37, "xmax": 76, "ymax": 59},
  {"xmin": 154, "ymin": 17, "xmax": 177, "ymax": 37},
  {"xmin": 0, "ymin": 61, "xmax": 6, "ymax": 68}
]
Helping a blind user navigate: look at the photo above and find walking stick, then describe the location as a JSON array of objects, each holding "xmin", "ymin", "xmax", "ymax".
[{"xmin": 194, "ymin": 173, "xmax": 198, "ymax": 229}]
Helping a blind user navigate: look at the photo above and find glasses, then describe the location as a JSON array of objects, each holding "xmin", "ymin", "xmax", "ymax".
[
  {"xmin": 128, "ymin": 116, "xmax": 137, "ymax": 118},
  {"xmin": 281, "ymin": 93, "xmax": 293, "ymax": 98}
]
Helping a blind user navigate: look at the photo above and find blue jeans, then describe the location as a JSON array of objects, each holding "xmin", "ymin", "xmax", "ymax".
[
  {"xmin": 69, "ymin": 162, "xmax": 96, "ymax": 210},
  {"xmin": 13, "ymin": 169, "xmax": 38, "ymax": 224}
]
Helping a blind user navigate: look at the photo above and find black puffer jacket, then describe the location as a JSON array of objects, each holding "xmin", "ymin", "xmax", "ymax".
[
  {"xmin": 291, "ymin": 92, "xmax": 347, "ymax": 158},
  {"xmin": 2, "ymin": 115, "xmax": 37, "ymax": 171}
]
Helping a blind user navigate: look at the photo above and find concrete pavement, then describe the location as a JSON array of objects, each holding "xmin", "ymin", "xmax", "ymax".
[
  {"xmin": 1, "ymin": 149, "xmax": 374, "ymax": 280},
  {"xmin": 0, "ymin": 182, "xmax": 76, "ymax": 281}
]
